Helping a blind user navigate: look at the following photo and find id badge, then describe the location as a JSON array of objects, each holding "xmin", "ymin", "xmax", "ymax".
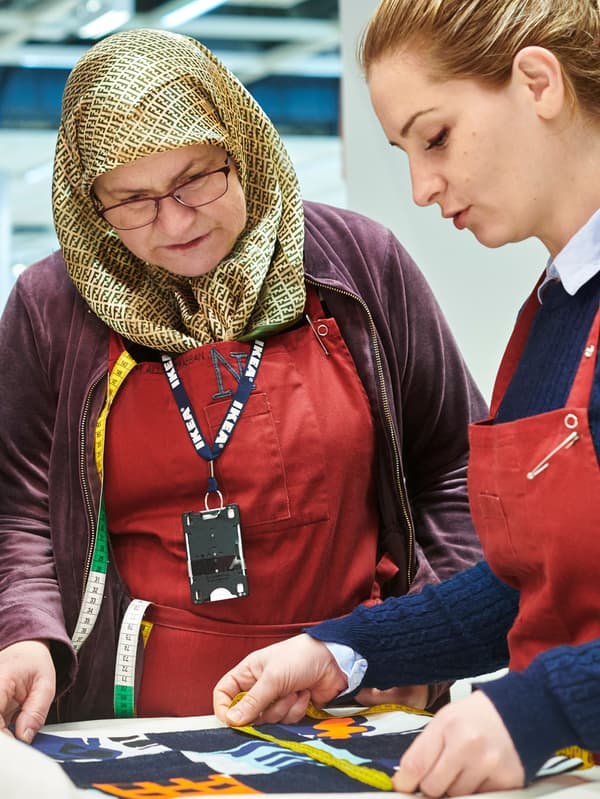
[{"xmin": 182, "ymin": 503, "xmax": 248, "ymax": 605}]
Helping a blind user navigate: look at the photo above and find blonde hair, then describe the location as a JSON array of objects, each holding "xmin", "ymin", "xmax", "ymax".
[{"xmin": 360, "ymin": 0, "xmax": 600, "ymax": 117}]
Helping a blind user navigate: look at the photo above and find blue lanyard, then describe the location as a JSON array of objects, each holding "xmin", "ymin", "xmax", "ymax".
[{"xmin": 161, "ymin": 340, "xmax": 264, "ymax": 497}]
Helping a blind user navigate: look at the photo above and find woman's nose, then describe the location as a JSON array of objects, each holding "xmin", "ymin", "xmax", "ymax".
[
  {"xmin": 155, "ymin": 195, "xmax": 198, "ymax": 233},
  {"xmin": 410, "ymin": 161, "xmax": 444, "ymax": 208}
]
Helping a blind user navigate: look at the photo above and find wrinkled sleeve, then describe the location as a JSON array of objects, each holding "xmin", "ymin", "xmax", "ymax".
[
  {"xmin": 0, "ymin": 279, "xmax": 74, "ymax": 678},
  {"xmin": 381, "ymin": 233, "xmax": 487, "ymax": 591}
]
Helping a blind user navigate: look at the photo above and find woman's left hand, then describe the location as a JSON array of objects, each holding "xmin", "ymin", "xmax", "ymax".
[{"xmin": 392, "ymin": 690, "xmax": 525, "ymax": 797}]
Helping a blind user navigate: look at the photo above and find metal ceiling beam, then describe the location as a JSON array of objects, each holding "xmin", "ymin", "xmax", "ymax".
[
  {"xmin": 0, "ymin": 0, "xmax": 79, "ymax": 48},
  {"xmin": 0, "ymin": 12, "xmax": 338, "ymax": 42},
  {"xmin": 0, "ymin": 42, "xmax": 340, "ymax": 77},
  {"xmin": 227, "ymin": 0, "xmax": 303, "ymax": 6}
]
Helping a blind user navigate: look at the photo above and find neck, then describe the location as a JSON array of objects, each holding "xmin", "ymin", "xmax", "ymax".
[{"xmin": 539, "ymin": 117, "xmax": 600, "ymax": 257}]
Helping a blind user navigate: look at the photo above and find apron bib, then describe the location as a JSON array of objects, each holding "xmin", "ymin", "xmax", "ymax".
[
  {"xmin": 104, "ymin": 288, "xmax": 384, "ymax": 715},
  {"xmin": 468, "ymin": 287, "xmax": 600, "ymax": 671}
]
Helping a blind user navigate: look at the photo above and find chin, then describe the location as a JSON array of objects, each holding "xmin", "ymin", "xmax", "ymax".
[{"xmin": 472, "ymin": 227, "xmax": 514, "ymax": 250}]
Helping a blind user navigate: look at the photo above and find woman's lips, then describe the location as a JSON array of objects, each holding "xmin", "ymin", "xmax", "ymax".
[
  {"xmin": 166, "ymin": 232, "xmax": 211, "ymax": 251},
  {"xmin": 452, "ymin": 208, "xmax": 470, "ymax": 230}
]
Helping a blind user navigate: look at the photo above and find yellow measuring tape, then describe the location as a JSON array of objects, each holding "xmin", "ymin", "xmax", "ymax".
[
  {"xmin": 71, "ymin": 348, "xmax": 155, "ymax": 717},
  {"xmin": 555, "ymin": 745, "xmax": 596, "ymax": 769},
  {"xmin": 71, "ymin": 350, "xmax": 137, "ymax": 654},
  {"xmin": 230, "ymin": 695, "xmax": 596, "ymax": 789},
  {"xmin": 230, "ymin": 696, "xmax": 432, "ymax": 791}
]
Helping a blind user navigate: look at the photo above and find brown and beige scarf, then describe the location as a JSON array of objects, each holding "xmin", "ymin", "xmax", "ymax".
[{"xmin": 52, "ymin": 28, "xmax": 306, "ymax": 352}]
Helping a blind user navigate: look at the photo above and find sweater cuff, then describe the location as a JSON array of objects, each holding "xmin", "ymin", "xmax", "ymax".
[{"xmin": 477, "ymin": 670, "xmax": 574, "ymax": 783}]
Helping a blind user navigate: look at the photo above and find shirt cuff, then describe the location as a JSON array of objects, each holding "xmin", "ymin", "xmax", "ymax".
[{"xmin": 324, "ymin": 641, "xmax": 368, "ymax": 696}]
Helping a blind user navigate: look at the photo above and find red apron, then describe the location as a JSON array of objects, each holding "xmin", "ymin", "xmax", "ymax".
[
  {"xmin": 104, "ymin": 288, "xmax": 387, "ymax": 715},
  {"xmin": 468, "ymin": 286, "xmax": 600, "ymax": 672}
]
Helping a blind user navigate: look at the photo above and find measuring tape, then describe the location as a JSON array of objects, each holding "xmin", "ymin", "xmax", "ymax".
[
  {"xmin": 113, "ymin": 598, "xmax": 152, "ymax": 718},
  {"xmin": 231, "ymin": 695, "xmax": 596, "ymax": 787},
  {"xmin": 70, "ymin": 349, "xmax": 141, "ymax": 695},
  {"xmin": 230, "ymin": 697, "xmax": 431, "ymax": 791}
]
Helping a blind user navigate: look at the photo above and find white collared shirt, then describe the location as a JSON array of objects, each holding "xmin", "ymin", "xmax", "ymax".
[{"xmin": 539, "ymin": 207, "xmax": 600, "ymax": 300}]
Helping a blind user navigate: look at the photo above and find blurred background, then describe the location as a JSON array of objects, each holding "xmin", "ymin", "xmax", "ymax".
[
  {"xmin": 0, "ymin": 0, "xmax": 344, "ymax": 301},
  {"xmin": 0, "ymin": 0, "xmax": 545, "ymax": 398}
]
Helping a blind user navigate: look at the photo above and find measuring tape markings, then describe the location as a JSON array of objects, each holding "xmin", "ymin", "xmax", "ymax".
[
  {"xmin": 70, "ymin": 351, "xmax": 140, "ymax": 682},
  {"xmin": 113, "ymin": 598, "xmax": 152, "ymax": 718}
]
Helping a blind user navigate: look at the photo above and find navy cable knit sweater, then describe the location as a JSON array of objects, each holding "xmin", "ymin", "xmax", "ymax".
[{"xmin": 310, "ymin": 273, "xmax": 600, "ymax": 781}]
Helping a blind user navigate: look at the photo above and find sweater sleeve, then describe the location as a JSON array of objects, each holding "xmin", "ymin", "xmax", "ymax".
[
  {"xmin": 479, "ymin": 637, "xmax": 600, "ymax": 782},
  {"xmin": 0, "ymin": 275, "xmax": 75, "ymax": 688},
  {"xmin": 308, "ymin": 561, "xmax": 518, "ymax": 687}
]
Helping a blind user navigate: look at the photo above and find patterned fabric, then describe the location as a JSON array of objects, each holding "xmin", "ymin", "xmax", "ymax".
[
  {"xmin": 53, "ymin": 28, "xmax": 306, "ymax": 352},
  {"xmin": 33, "ymin": 711, "xmax": 429, "ymax": 795},
  {"xmin": 31, "ymin": 709, "xmax": 585, "ymax": 795}
]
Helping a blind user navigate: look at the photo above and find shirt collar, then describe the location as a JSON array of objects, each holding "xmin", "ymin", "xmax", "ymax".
[{"xmin": 539, "ymin": 207, "xmax": 600, "ymax": 300}]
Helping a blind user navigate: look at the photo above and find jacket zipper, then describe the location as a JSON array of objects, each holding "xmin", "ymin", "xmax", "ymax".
[
  {"xmin": 307, "ymin": 278, "xmax": 415, "ymax": 585},
  {"xmin": 55, "ymin": 372, "xmax": 106, "ymax": 724}
]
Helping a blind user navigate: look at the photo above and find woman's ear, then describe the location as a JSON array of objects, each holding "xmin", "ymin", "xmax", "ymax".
[{"xmin": 511, "ymin": 46, "xmax": 565, "ymax": 120}]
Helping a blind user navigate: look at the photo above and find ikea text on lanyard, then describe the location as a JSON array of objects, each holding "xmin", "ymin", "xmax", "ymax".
[{"xmin": 161, "ymin": 338, "xmax": 265, "ymax": 606}]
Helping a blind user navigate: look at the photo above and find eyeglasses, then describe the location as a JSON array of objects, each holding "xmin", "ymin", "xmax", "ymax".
[{"xmin": 93, "ymin": 157, "xmax": 231, "ymax": 231}]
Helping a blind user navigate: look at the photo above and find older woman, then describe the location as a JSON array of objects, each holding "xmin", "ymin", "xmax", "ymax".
[{"xmin": 0, "ymin": 28, "xmax": 484, "ymax": 741}]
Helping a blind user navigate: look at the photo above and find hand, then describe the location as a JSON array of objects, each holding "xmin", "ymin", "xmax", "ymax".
[
  {"xmin": 0, "ymin": 640, "xmax": 56, "ymax": 743},
  {"xmin": 355, "ymin": 685, "xmax": 429, "ymax": 711},
  {"xmin": 392, "ymin": 691, "xmax": 525, "ymax": 796},
  {"xmin": 213, "ymin": 633, "xmax": 348, "ymax": 726}
]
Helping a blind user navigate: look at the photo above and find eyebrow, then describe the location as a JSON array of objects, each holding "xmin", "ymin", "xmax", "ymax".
[
  {"xmin": 401, "ymin": 107, "xmax": 438, "ymax": 138},
  {"xmin": 101, "ymin": 157, "xmax": 218, "ymax": 199}
]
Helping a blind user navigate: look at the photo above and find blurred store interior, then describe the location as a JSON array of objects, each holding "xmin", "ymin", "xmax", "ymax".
[{"xmin": 0, "ymin": 0, "xmax": 345, "ymax": 307}]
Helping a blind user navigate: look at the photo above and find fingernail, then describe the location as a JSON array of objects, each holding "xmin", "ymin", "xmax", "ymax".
[
  {"xmin": 227, "ymin": 708, "xmax": 242, "ymax": 724},
  {"xmin": 22, "ymin": 728, "xmax": 34, "ymax": 744}
]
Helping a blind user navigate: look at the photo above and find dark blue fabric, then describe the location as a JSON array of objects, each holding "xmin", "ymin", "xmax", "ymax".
[{"xmin": 33, "ymin": 719, "xmax": 423, "ymax": 794}]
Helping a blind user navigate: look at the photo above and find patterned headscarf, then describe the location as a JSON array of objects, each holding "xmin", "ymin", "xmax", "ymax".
[{"xmin": 53, "ymin": 28, "xmax": 306, "ymax": 352}]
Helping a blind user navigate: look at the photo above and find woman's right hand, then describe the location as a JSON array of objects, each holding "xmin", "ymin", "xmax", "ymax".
[
  {"xmin": 0, "ymin": 640, "xmax": 56, "ymax": 743},
  {"xmin": 213, "ymin": 633, "xmax": 348, "ymax": 725}
]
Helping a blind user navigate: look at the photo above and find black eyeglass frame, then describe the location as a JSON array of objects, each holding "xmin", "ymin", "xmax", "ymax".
[{"xmin": 91, "ymin": 156, "xmax": 231, "ymax": 231}]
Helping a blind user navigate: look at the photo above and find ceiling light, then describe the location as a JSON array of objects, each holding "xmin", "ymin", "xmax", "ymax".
[
  {"xmin": 77, "ymin": 0, "xmax": 133, "ymax": 39},
  {"xmin": 78, "ymin": 9, "xmax": 131, "ymax": 38},
  {"xmin": 160, "ymin": 0, "xmax": 227, "ymax": 28}
]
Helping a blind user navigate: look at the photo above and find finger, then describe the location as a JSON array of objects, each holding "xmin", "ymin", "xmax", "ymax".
[
  {"xmin": 415, "ymin": 744, "xmax": 467, "ymax": 799},
  {"xmin": 392, "ymin": 727, "xmax": 444, "ymax": 796},
  {"xmin": 213, "ymin": 673, "xmax": 248, "ymax": 722},
  {"xmin": 443, "ymin": 768, "xmax": 482, "ymax": 798},
  {"xmin": 281, "ymin": 689, "xmax": 311, "ymax": 724},
  {"xmin": 258, "ymin": 690, "xmax": 311, "ymax": 725},
  {"xmin": 13, "ymin": 679, "xmax": 54, "ymax": 743},
  {"xmin": 6, "ymin": 701, "xmax": 21, "ymax": 728},
  {"xmin": 225, "ymin": 680, "xmax": 289, "ymax": 726}
]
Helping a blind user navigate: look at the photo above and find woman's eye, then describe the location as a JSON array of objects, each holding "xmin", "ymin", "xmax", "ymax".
[{"xmin": 426, "ymin": 128, "xmax": 449, "ymax": 150}]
